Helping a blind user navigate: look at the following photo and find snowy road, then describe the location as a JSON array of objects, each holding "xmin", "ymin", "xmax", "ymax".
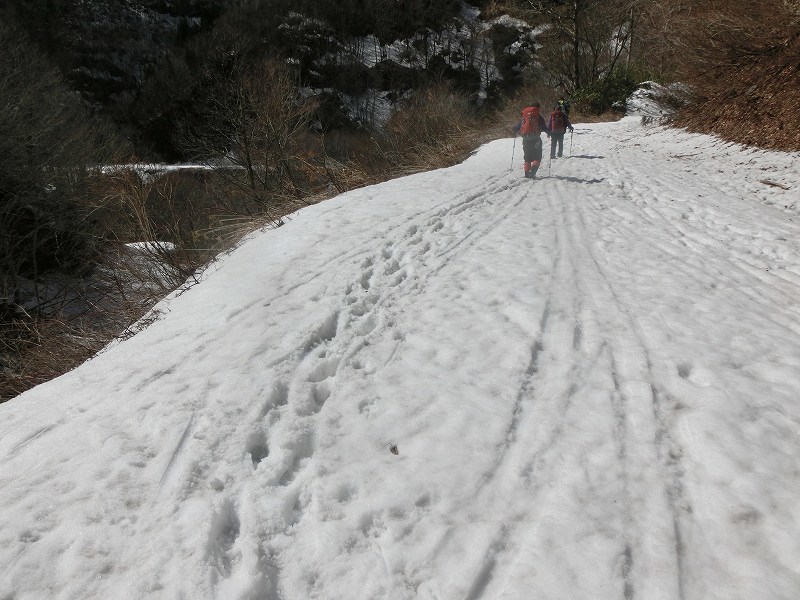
[{"xmin": 2, "ymin": 117, "xmax": 800, "ymax": 600}]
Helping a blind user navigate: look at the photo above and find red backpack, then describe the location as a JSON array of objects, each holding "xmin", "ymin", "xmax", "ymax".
[
  {"xmin": 551, "ymin": 111, "xmax": 565, "ymax": 132},
  {"xmin": 519, "ymin": 107, "xmax": 540, "ymax": 135}
]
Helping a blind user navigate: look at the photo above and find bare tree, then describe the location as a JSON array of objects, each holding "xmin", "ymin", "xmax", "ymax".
[
  {"xmin": 524, "ymin": 0, "xmax": 644, "ymax": 92},
  {"xmin": 181, "ymin": 57, "xmax": 318, "ymax": 224}
]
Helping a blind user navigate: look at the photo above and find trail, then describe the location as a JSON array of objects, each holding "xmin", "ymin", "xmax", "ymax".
[{"xmin": 1, "ymin": 117, "xmax": 799, "ymax": 600}]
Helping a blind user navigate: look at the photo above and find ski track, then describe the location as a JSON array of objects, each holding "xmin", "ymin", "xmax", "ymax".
[{"xmin": 2, "ymin": 118, "xmax": 800, "ymax": 600}]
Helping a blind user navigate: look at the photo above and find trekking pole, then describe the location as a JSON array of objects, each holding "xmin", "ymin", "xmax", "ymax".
[
  {"xmin": 569, "ymin": 130, "xmax": 574, "ymax": 157},
  {"xmin": 548, "ymin": 152, "xmax": 552, "ymax": 178},
  {"xmin": 510, "ymin": 136, "xmax": 517, "ymax": 171}
]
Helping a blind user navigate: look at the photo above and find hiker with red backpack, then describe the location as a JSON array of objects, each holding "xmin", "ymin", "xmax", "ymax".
[
  {"xmin": 512, "ymin": 102, "xmax": 551, "ymax": 179},
  {"xmin": 548, "ymin": 104, "xmax": 574, "ymax": 159}
]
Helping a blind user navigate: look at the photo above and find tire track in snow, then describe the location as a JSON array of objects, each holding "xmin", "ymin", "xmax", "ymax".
[
  {"xmin": 557, "ymin": 186, "xmax": 643, "ymax": 600},
  {"xmin": 465, "ymin": 207, "xmax": 558, "ymax": 491},
  {"xmin": 468, "ymin": 148, "xmax": 688, "ymax": 599},
  {"xmin": 472, "ymin": 178, "xmax": 637, "ymax": 599},
  {"xmin": 453, "ymin": 124, "xmax": 691, "ymax": 600},
  {"xmin": 566, "ymin": 189, "xmax": 690, "ymax": 600},
  {"xmin": 455, "ymin": 180, "xmax": 628, "ymax": 599}
]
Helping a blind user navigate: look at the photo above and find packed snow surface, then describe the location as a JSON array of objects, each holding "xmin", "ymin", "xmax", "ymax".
[{"xmin": 2, "ymin": 117, "xmax": 800, "ymax": 600}]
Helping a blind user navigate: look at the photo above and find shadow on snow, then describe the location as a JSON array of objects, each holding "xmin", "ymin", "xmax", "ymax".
[{"xmin": 548, "ymin": 175, "xmax": 606, "ymax": 184}]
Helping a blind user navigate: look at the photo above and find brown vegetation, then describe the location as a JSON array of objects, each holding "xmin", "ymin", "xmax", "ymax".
[
  {"xmin": 665, "ymin": 0, "xmax": 800, "ymax": 150},
  {"xmin": 507, "ymin": 0, "xmax": 800, "ymax": 149}
]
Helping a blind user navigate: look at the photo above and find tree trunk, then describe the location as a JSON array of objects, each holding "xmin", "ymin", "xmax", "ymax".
[{"xmin": 573, "ymin": 0, "xmax": 583, "ymax": 89}]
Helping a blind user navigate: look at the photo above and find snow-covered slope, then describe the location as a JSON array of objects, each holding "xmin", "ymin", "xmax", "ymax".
[{"xmin": 2, "ymin": 118, "xmax": 800, "ymax": 600}]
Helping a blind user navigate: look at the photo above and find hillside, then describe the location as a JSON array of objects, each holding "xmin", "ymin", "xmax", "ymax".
[{"xmin": 676, "ymin": 2, "xmax": 800, "ymax": 151}]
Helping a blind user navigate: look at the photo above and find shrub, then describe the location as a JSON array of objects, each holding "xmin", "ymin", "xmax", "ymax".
[
  {"xmin": 385, "ymin": 81, "xmax": 478, "ymax": 158},
  {"xmin": 570, "ymin": 66, "xmax": 648, "ymax": 115},
  {"xmin": 179, "ymin": 58, "xmax": 318, "ymax": 224}
]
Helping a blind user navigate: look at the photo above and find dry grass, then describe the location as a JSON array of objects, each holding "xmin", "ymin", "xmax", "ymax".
[
  {"xmin": 1, "ymin": 168, "xmax": 233, "ymax": 403},
  {"xmin": 671, "ymin": 1, "xmax": 800, "ymax": 151},
  {"xmin": 321, "ymin": 82, "xmax": 502, "ymax": 192},
  {"xmin": 674, "ymin": 33, "xmax": 800, "ymax": 150},
  {"xmin": 0, "ymin": 316, "xmax": 106, "ymax": 400}
]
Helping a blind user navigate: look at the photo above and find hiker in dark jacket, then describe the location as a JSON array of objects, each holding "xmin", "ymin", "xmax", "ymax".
[
  {"xmin": 548, "ymin": 104, "xmax": 574, "ymax": 159},
  {"xmin": 512, "ymin": 102, "xmax": 551, "ymax": 179},
  {"xmin": 557, "ymin": 97, "xmax": 571, "ymax": 116}
]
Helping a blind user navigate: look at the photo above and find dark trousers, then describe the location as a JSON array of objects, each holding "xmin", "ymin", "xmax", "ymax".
[
  {"xmin": 550, "ymin": 133, "xmax": 565, "ymax": 158},
  {"xmin": 521, "ymin": 136, "xmax": 543, "ymax": 176},
  {"xmin": 522, "ymin": 136, "xmax": 543, "ymax": 162}
]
